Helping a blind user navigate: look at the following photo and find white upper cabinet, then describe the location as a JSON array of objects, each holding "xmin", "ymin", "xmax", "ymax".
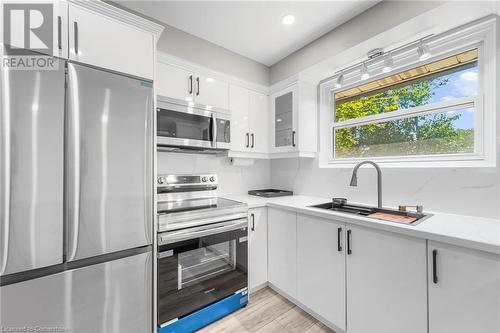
[
  {"xmin": 268, "ymin": 208, "xmax": 297, "ymax": 298},
  {"xmin": 194, "ymin": 74, "xmax": 229, "ymax": 110},
  {"xmin": 68, "ymin": 3, "xmax": 155, "ymax": 79},
  {"xmin": 297, "ymin": 214, "xmax": 346, "ymax": 331},
  {"xmin": 229, "ymin": 84, "xmax": 269, "ymax": 155},
  {"xmin": 157, "ymin": 63, "xmax": 194, "ymax": 102},
  {"xmin": 248, "ymin": 90, "xmax": 269, "ymax": 154},
  {"xmin": 229, "ymin": 84, "xmax": 250, "ymax": 151},
  {"xmin": 270, "ymin": 81, "xmax": 317, "ymax": 157},
  {"xmin": 248, "ymin": 207, "xmax": 268, "ymax": 291},
  {"xmin": 156, "ymin": 60, "xmax": 229, "ymax": 110},
  {"xmin": 346, "ymin": 225, "xmax": 427, "ymax": 333},
  {"xmin": 54, "ymin": 1, "xmax": 69, "ymax": 59},
  {"xmin": 428, "ymin": 241, "xmax": 500, "ymax": 333}
]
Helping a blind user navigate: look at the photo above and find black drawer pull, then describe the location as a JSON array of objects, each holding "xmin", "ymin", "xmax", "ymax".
[
  {"xmin": 432, "ymin": 249, "xmax": 438, "ymax": 284},
  {"xmin": 347, "ymin": 229, "xmax": 352, "ymax": 255},
  {"xmin": 337, "ymin": 227, "xmax": 342, "ymax": 252}
]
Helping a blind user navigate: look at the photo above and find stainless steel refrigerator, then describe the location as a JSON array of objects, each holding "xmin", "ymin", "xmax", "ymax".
[{"xmin": 0, "ymin": 59, "xmax": 153, "ymax": 332}]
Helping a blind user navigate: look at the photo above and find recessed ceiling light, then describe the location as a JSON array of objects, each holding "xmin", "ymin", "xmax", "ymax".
[{"xmin": 282, "ymin": 14, "xmax": 295, "ymax": 25}]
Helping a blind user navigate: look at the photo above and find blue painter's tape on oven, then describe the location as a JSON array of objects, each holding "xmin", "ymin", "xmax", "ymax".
[{"xmin": 158, "ymin": 289, "xmax": 248, "ymax": 333}]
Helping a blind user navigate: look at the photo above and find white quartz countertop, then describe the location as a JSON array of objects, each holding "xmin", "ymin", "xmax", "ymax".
[{"xmin": 224, "ymin": 194, "xmax": 500, "ymax": 255}]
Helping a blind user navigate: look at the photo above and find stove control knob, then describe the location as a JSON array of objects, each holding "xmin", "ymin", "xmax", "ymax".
[
  {"xmin": 157, "ymin": 177, "xmax": 165, "ymax": 184},
  {"xmin": 201, "ymin": 177, "xmax": 207, "ymax": 182},
  {"xmin": 210, "ymin": 176, "xmax": 215, "ymax": 182}
]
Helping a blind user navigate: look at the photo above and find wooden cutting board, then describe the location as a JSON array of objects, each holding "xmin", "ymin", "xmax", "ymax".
[{"xmin": 368, "ymin": 212, "xmax": 417, "ymax": 224}]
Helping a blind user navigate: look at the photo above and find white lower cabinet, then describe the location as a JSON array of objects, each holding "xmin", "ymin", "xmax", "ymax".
[
  {"xmin": 346, "ymin": 225, "xmax": 427, "ymax": 333},
  {"xmin": 248, "ymin": 207, "xmax": 268, "ymax": 291},
  {"xmin": 428, "ymin": 241, "xmax": 500, "ymax": 333},
  {"xmin": 297, "ymin": 214, "xmax": 346, "ymax": 331},
  {"xmin": 268, "ymin": 208, "xmax": 297, "ymax": 298}
]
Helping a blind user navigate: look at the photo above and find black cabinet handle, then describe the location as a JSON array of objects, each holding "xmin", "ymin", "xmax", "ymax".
[
  {"xmin": 432, "ymin": 249, "xmax": 438, "ymax": 284},
  {"xmin": 251, "ymin": 133, "xmax": 254, "ymax": 148},
  {"xmin": 246, "ymin": 133, "xmax": 249, "ymax": 148},
  {"xmin": 196, "ymin": 77, "xmax": 200, "ymax": 96},
  {"xmin": 57, "ymin": 16, "xmax": 62, "ymax": 50},
  {"xmin": 347, "ymin": 229, "xmax": 352, "ymax": 255},
  {"xmin": 74, "ymin": 22, "xmax": 78, "ymax": 55},
  {"xmin": 251, "ymin": 213, "xmax": 255, "ymax": 231},
  {"xmin": 188, "ymin": 75, "xmax": 193, "ymax": 94},
  {"xmin": 292, "ymin": 130, "xmax": 296, "ymax": 147},
  {"xmin": 337, "ymin": 227, "xmax": 342, "ymax": 252}
]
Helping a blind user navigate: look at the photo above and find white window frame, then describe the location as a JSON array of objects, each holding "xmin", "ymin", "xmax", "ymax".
[{"xmin": 318, "ymin": 16, "xmax": 497, "ymax": 168}]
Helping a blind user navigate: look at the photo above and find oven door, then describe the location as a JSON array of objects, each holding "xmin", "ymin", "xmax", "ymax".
[
  {"xmin": 157, "ymin": 219, "xmax": 248, "ymax": 327},
  {"xmin": 157, "ymin": 101, "xmax": 216, "ymax": 149}
]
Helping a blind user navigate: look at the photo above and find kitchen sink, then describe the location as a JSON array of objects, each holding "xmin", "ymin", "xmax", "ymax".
[{"xmin": 309, "ymin": 202, "xmax": 431, "ymax": 225}]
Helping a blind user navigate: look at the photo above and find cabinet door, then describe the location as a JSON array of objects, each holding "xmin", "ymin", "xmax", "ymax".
[
  {"xmin": 346, "ymin": 225, "xmax": 427, "ymax": 333},
  {"xmin": 195, "ymin": 74, "xmax": 229, "ymax": 110},
  {"xmin": 268, "ymin": 208, "xmax": 297, "ymax": 298},
  {"xmin": 0, "ymin": 1, "xmax": 68, "ymax": 59},
  {"xmin": 249, "ymin": 91, "xmax": 269, "ymax": 153},
  {"xmin": 229, "ymin": 84, "xmax": 250, "ymax": 152},
  {"xmin": 428, "ymin": 241, "xmax": 500, "ymax": 333},
  {"xmin": 68, "ymin": 4, "xmax": 154, "ymax": 79},
  {"xmin": 248, "ymin": 208, "xmax": 268, "ymax": 291},
  {"xmin": 297, "ymin": 215, "xmax": 345, "ymax": 330},
  {"xmin": 157, "ymin": 63, "xmax": 194, "ymax": 102},
  {"xmin": 271, "ymin": 85, "xmax": 298, "ymax": 153}
]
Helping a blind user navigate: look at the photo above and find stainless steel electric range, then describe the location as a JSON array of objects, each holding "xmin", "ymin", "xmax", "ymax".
[{"xmin": 156, "ymin": 174, "xmax": 249, "ymax": 333}]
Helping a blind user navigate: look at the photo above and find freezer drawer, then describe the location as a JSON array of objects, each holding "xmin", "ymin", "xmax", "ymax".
[
  {"xmin": 0, "ymin": 251, "xmax": 152, "ymax": 333},
  {"xmin": 0, "ymin": 58, "xmax": 65, "ymax": 275}
]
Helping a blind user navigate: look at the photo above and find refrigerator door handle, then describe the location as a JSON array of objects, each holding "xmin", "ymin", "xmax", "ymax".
[
  {"xmin": 67, "ymin": 64, "xmax": 81, "ymax": 261},
  {"xmin": 0, "ymin": 72, "xmax": 11, "ymax": 274}
]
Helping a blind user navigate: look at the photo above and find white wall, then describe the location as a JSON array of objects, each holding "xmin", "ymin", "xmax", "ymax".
[
  {"xmin": 157, "ymin": 25, "xmax": 270, "ymax": 86},
  {"xmin": 108, "ymin": 0, "xmax": 270, "ymax": 86},
  {"xmin": 271, "ymin": 1, "xmax": 500, "ymax": 220},
  {"xmin": 269, "ymin": 1, "xmax": 444, "ymax": 84},
  {"xmin": 271, "ymin": 158, "xmax": 499, "ymax": 218},
  {"xmin": 157, "ymin": 153, "xmax": 271, "ymax": 196}
]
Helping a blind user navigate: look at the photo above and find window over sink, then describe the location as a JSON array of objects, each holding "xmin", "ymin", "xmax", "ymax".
[{"xmin": 318, "ymin": 17, "xmax": 497, "ymax": 167}]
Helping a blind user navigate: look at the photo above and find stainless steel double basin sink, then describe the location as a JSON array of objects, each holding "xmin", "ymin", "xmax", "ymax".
[{"xmin": 309, "ymin": 202, "xmax": 431, "ymax": 226}]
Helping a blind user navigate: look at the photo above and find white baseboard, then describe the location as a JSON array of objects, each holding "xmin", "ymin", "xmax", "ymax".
[
  {"xmin": 249, "ymin": 282, "xmax": 269, "ymax": 294},
  {"xmin": 267, "ymin": 283, "xmax": 345, "ymax": 333}
]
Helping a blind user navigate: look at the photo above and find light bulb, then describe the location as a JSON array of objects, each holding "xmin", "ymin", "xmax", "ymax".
[
  {"xmin": 417, "ymin": 41, "xmax": 432, "ymax": 61},
  {"xmin": 334, "ymin": 73, "xmax": 344, "ymax": 89},
  {"xmin": 382, "ymin": 54, "xmax": 393, "ymax": 73},
  {"xmin": 360, "ymin": 63, "xmax": 370, "ymax": 80}
]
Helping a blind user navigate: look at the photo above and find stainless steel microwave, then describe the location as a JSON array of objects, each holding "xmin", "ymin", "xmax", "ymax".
[{"xmin": 157, "ymin": 97, "xmax": 230, "ymax": 151}]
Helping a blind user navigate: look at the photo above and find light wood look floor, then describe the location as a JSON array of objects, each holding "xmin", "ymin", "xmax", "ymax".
[{"xmin": 197, "ymin": 288, "xmax": 336, "ymax": 333}]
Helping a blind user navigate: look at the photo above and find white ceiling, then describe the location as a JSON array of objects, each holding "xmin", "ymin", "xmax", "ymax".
[{"xmin": 118, "ymin": 1, "xmax": 380, "ymax": 66}]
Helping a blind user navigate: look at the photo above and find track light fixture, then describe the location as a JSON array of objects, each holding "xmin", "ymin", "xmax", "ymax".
[
  {"xmin": 417, "ymin": 40, "xmax": 432, "ymax": 61},
  {"xmin": 334, "ymin": 73, "xmax": 344, "ymax": 89},
  {"xmin": 382, "ymin": 53, "xmax": 393, "ymax": 73},
  {"xmin": 360, "ymin": 62, "xmax": 370, "ymax": 80}
]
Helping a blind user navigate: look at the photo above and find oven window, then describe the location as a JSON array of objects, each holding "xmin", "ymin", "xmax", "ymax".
[
  {"xmin": 157, "ymin": 109, "xmax": 211, "ymax": 141},
  {"xmin": 178, "ymin": 241, "xmax": 235, "ymax": 289},
  {"xmin": 216, "ymin": 118, "xmax": 230, "ymax": 143}
]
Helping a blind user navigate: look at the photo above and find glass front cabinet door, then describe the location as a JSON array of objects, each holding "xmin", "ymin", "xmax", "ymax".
[{"xmin": 271, "ymin": 85, "xmax": 298, "ymax": 152}]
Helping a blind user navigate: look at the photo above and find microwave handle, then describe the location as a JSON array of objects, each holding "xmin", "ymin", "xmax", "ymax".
[
  {"xmin": 159, "ymin": 219, "xmax": 247, "ymax": 245},
  {"xmin": 211, "ymin": 113, "xmax": 217, "ymax": 147}
]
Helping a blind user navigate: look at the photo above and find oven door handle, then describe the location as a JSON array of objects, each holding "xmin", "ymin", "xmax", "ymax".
[{"xmin": 159, "ymin": 218, "xmax": 247, "ymax": 245}]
